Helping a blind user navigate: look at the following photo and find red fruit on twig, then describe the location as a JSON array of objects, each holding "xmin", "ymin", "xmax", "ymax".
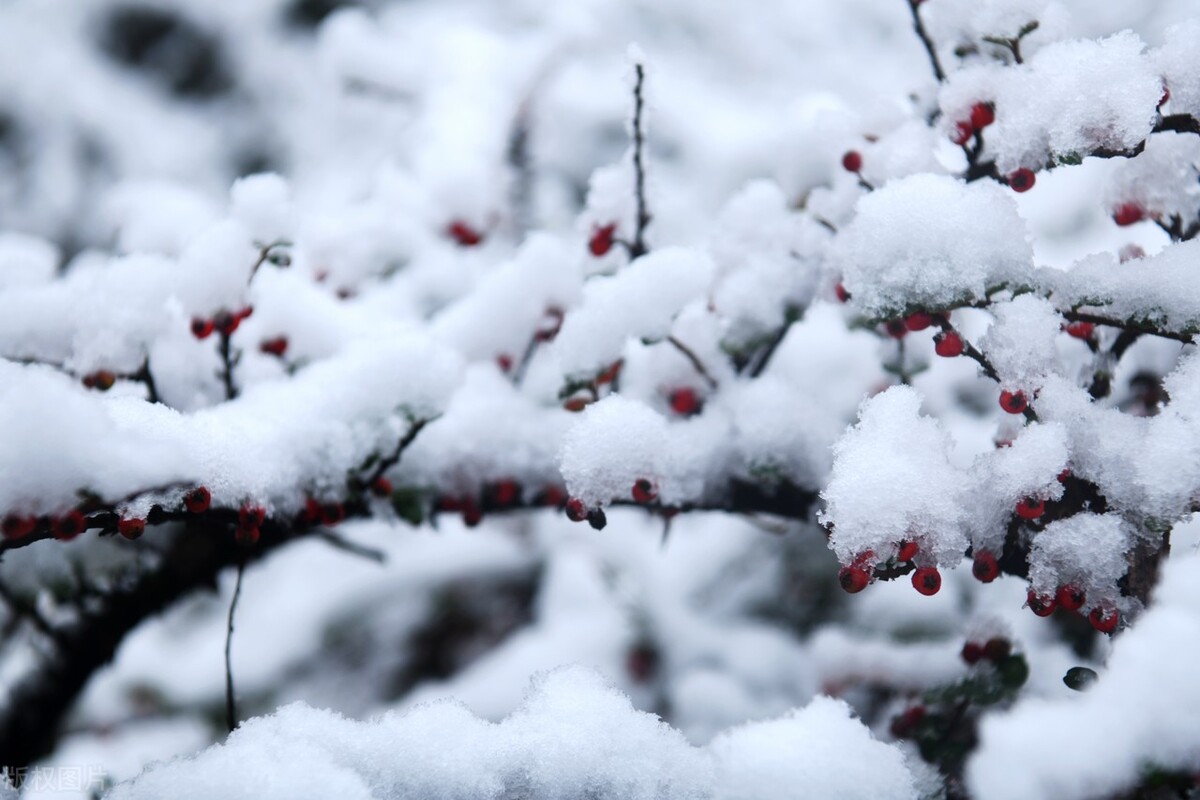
[
  {"xmin": 842, "ymin": 150, "xmax": 863, "ymax": 173},
  {"xmin": 84, "ymin": 370, "xmax": 117, "ymax": 391},
  {"xmin": 912, "ymin": 566, "xmax": 941, "ymax": 596},
  {"xmin": 632, "ymin": 479, "xmax": 658, "ymax": 504},
  {"xmin": 371, "ymin": 477, "xmax": 393, "ymax": 498},
  {"xmin": 839, "ymin": 564, "xmax": 870, "ymax": 593},
  {"xmin": 1089, "ymin": 605, "xmax": 1119, "ymax": 634},
  {"xmin": 951, "ymin": 120, "xmax": 974, "ymax": 146},
  {"xmin": 589, "ymin": 223, "xmax": 617, "ymax": 257},
  {"xmin": 260, "ymin": 337, "xmax": 289, "ymax": 357},
  {"xmin": 904, "ymin": 312, "xmax": 932, "ymax": 332},
  {"xmin": 969, "ymin": 102, "xmax": 995, "ymax": 130},
  {"xmin": 934, "ymin": 330, "xmax": 964, "ymax": 358},
  {"xmin": 897, "ymin": 540, "xmax": 919, "ymax": 562},
  {"xmin": 496, "ymin": 354, "xmax": 513, "ymax": 373},
  {"xmin": 565, "ymin": 498, "xmax": 588, "ymax": 522},
  {"xmin": 586, "ymin": 507, "xmax": 607, "ymax": 530},
  {"xmin": 1015, "ymin": 497, "xmax": 1045, "ymax": 521},
  {"xmin": 961, "ymin": 641, "xmax": 985, "ymax": 664},
  {"xmin": 973, "ymin": 550, "xmax": 1000, "ymax": 583},
  {"xmin": 191, "ymin": 317, "xmax": 215, "ymax": 340},
  {"xmin": 669, "ymin": 388, "xmax": 701, "ymax": 416},
  {"xmin": 492, "ymin": 480, "xmax": 519, "ymax": 507},
  {"xmin": 461, "ymin": 500, "xmax": 483, "ymax": 528},
  {"xmin": 999, "ymin": 390, "xmax": 1028, "ymax": 415},
  {"xmin": 1112, "ymin": 203, "xmax": 1145, "ymax": 227},
  {"xmin": 1008, "ymin": 168, "xmax": 1036, "ymax": 193},
  {"xmin": 1065, "ymin": 321, "xmax": 1094, "ymax": 340},
  {"xmin": 53, "ymin": 510, "xmax": 86, "ymax": 541},
  {"xmin": 184, "ymin": 487, "xmax": 211, "ymax": 514},
  {"xmin": 835, "ymin": 282, "xmax": 851, "ymax": 303},
  {"xmin": 2, "ymin": 514, "xmax": 36, "ymax": 540},
  {"xmin": 447, "ymin": 220, "xmax": 483, "ymax": 247},
  {"xmin": 885, "ymin": 320, "xmax": 907, "ymax": 339},
  {"xmin": 1057, "ymin": 584, "xmax": 1086, "ymax": 612},
  {"xmin": 117, "ymin": 517, "xmax": 145, "ymax": 540},
  {"xmin": 215, "ymin": 311, "xmax": 239, "ymax": 337},
  {"xmin": 1027, "ymin": 590, "xmax": 1056, "ymax": 617},
  {"xmin": 239, "ymin": 504, "xmax": 266, "ymax": 531},
  {"xmin": 319, "ymin": 503, "xmax": 345, "ymax": 526}
]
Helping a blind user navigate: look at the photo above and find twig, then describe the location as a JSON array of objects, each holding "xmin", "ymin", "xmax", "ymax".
[
  {"xmin": 936, "ymin": 319, "xmax": 1038, "ymax": 422},
  {"xmin": 747, "ymin": 321, "xmax": 793, "ymax": 378},
  {"xmin": 666, "ymin": 336, "xmax": 718, "ymax": 389},
  {"xmin": 511, "ymin": 331, "xmax": 541, "ymax": 387},
  {"xmin": 316, "ymin": 530, "xmax": 386, "ymax": 564},
  {"xmin": 364, "ymin": 417, "xmax": 431, "ymax": 488},
  {"xmin": 217, "ymin": 332, "xmax": 238, "ymax": 401},
  {"xmin": 507, "ymin": 101, "xmax": 534, "ymax": 240},
  {"xmin": 224, "ymin": 561, "xmax": 245, "ymax": 734},
  {"xmin": 907, "ymin": 0, "xmax": 946, "ymax": 83},
  {"xmin": 629, "ymin": 62, "xmax": 650, "ymax": 259},
  {"xmin": 1063, "ymin": 310, "xmax": 1195, "ymax": 346},
  {"xmin": 134, "ymin": 357, "xmax": 161, "ymax": 404}
]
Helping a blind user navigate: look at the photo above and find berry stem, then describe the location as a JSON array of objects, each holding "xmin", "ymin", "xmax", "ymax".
[
  {"xmin": 628, "ymin": 61, "xmax": 651, "ymax": 260},
  {"xmin": 666, "ymin": 335, "xmax": 719, "ymax": 389}
]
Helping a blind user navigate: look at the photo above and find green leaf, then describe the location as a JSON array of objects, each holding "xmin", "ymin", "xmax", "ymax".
[
  {"xmin": 1063, "ymin": 666, "xmax": 1098, "ymax": 691},
  {"xmin": 391, "ymin": 488, "xmax": 425, "ymax": 526}
]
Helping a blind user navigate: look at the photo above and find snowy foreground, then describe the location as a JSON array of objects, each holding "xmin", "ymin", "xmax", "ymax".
[{"xmin": 1, "ymin": 0, "xmax": 1199, "ymax": 799}]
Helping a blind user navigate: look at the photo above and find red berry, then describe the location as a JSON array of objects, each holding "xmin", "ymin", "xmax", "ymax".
[
  {"xmin": 951, "ymin": 120, "xmax": 975, "ymax": 146},
  {"xmin": 1112, "ymin": 203, "xmax": 1145, "ymax": 227},
  {"xmin": 835, "ymin": 282, "xmax": 851, "ymax": 303},
  {"xmin": 238, "ymin": 504, "xmax": 266, "ymax": 531},
  {"xmin": 1159, "ymin": 85, "xmax": 1170, "ymax": 108},
  {"xmin": 597, "ymin": 360, "xmax": 623, "ymax": 385},
  {"xmin": 1027, "ymin": 590, "xmax": 1057, "ymax": 617},
  {"xmin": 540, "ymin": 486, "xmax": 567, "ymax": 507},
  {"xmin": 492, "ymin": 479, "xmax": 519, "ymax": 507},
  {"xmin": 236, "ymin": 306, "xmax": 254, "ymax": 321},
  {"xmin": 934, "ymin": 330, "xmax": 964, "ymax": 358},
  {"xmin": 1058, "ymin": 469, "xmax": 1071, "ymax": 483},
  {"xmin": 260, "ymin": 336, "xmax": 289, "ymax": 357},
  {"xmin": 461, "ymin": 500, "xmax": 483, "ymax": 528},
  {"xmin": 496, "ymin": 354, "xmax": 513, "ymax": 372},
  {"xmin": 961, "ymin": 641, "xmax": 985, "ymax": 664},
  {"xmin": 184, "ymin": 487, "xmax": 211, "ymax": 514},
  {"xmin": 842, "ymin": 150, "xmax": 863, "ymax": 173},
  {"xmin": 214, "ymin": 311, "xmax": 240, "ymax": 337},
  {"xmin": 191, "ymin": 318, "xmax": 215, "ymax": 339},
  {"xmin": 969, "ymin": 102, "xmax": 996, "ymax": 130},
  {"xmin": 912, "ymin": 566, "xmax": 941, "ymax": 596},
  {"xmin": 1088, "ymin": 606, "xmax": 1119, "ymax": 634},
  {"xmin": 1065, "ymin": 321, "xmax": 1095, "ymax": 340},
  {"xmin": 999, "ymin": 390, "xmax": 1028, "ymax": 414},
  {"xmin": 117, "ymin": 517, "xmax": 145, "ymax": 540},
  {"xmin": 2, "ymin": 514, "xmax": 36, "ymax": 540},
  {"xmin": 85, "ymin": 370, "xmax": 117, "ymax": 391},
  {"xmin": 897, "ymin": 540, "xmax": 919, "ymax": 562},
  {"xmin": 838, "ymin": 564, "xmax": 870, "ymax": 594},
  {"xmin": 589, "ymin": 223, "xmax": 617, "ymax": 257},
  {"xmin": 53, "ymin": 510, "xmax": 86, "ymax": 541},
  {"xmin": 669, "ymin": 388, "xmax": 701, "ymax": 416},
  {"xmin": 890, "ymin": 706, "xmax": 926, "ymax": 738},
  {"xmin": 983, "ymin": 637, "xmax": 1012, "ymax": 662},
  {"xmin": 563, "ymin": 397, "xmax": 591, "ymax": 413},
  {"xmin": 302, "ymin": 497, "xmax": 323, "ymax": 524},
  {"xmin": 319, "ymin": 502, "xmax": 345, "ymax": 526},
  {"xmin": 565, "ymin": 498, "xmax": 588, "ymax": 522},
  {"xmin": 632, "ymin": 479, "xmax": 658, "ymax": 504},
  {"xmin": 447, "ymin": 220, "xmax": 483, "ymax": 247},
  {"xmin": 235, "ymin": 524, "xmax": 260, "ymax": 546},
  {"xmin": 1056, "ymin": 584, "xmax": 1086, "ymax": 612},
  {"xmin": 1015, "ymin": 497, "xmax": 1045, "ymax": 521},
  {"xmin": 626, "ymin": 644, "xmax": 658, "ymax": 683},
  {"xmin": 1008, "ymin": 168, "xmax": 1036, "ymax": 193},
  {"xmin": 885, "ymin": 319, "xmax": 907, "ymax": 339},
  {"xmin": 904, "ymin": 312, "xmax": 932, "ymax": 332},
  {"xmin": 534, "ymin": 307, "xmax": 565, "ymax": 343},
  {"xmin": 371, "ymin": 477, "xmax": 393, "ymax": 498},
  {"xmin": 973, "ymin": 550, "xmax": 1000, "ymax": 583}
]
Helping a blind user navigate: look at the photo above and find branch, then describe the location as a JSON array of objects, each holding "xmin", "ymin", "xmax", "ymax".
[
  {"xmin": 936, "ymin": 319, "xmax": 1038, "ymax": 422},
  {"xmin": 224, "ymin": 561, "xmax": 245, "ymax": 733},
  {"xmin": 906, "ymin": 0, "xmax": 946, "ymax": 83},
  {"xmin": 666, "ymin": 335, "xmax": 718, "ymax": 389},
  {"xmin": 315, "ymin": 530, "xmax": 387, "ymax": 563},
  {"xmin": 363, "ymin": 416, "xmax": 432, "ymax": 489},
  {"xmin": 1062, "ymin": 310, "xmax": 1195, "ymax": 346},
  {"xmin": 217, "ymin": 331, "xmax": 238, "ymax": 401},
  {"xmin": 628, "ymin": 61, "xmax": 650, "ymax": 260}
]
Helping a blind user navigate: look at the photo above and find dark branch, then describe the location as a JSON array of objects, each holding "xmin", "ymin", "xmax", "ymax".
[
  {"xmin": 907, "ymin": 0, "xmax": 946, "ymax": 83},
  {"xmin": 363, "ymin": 417, "xmax": 431, "ymax": 489},
  {"xmin": 225, "ymin": 560, "xmax": 245, "ymax": 733},
  {"xmin": 666, "ymin": 335, "xmax": 718, "ymax": 389},
  {"xmin": 629, "ymin": 62, "xmax": 650, "ymax": 260}
]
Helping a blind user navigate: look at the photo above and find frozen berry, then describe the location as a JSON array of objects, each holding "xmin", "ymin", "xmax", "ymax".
[
  {"xmin": 565, "ymin": 498, "xmax": 588, "ymax": 523},
  {"xmin": 897, "ymin": 540, "xmax": 919, "ymax": 562},
  {"xmin": 117, "ymin": 517, "xmax": 145, "ymax": 540},
  {"xmin": 838, "ymin": 564, "xmax": 870, "ymax": 594},
  {"xmin": 951, "ymin": 120, "xmax": 974, "ymax": 146},
  {"xmin": 587, "ymin": 507, "xmax": 607, "ymax": 530},
  {"xmin": 235, "ymin": 524, "xmax": 260, "ymax": 546},
  {"xmin": 447, "ymin": 220, "xmax": 483, "ymax": 247},
  {"xmin": 491, "ymin": 479, "xmax": 520, "ymax": 507},
  {"xmin": 191, "ymin": 317, "xmax": 215, "ymax": 339},
  {"xmin": 2, "ymin": 514, "xmax": 36, "ymax": 540},
  {"xmin": 835, "ymin": 282, "xmax": 851, "ymax": 303},
  {"xmin": 1112, "ymin": 203, "xmax": 1145, "ymax": 227},
  {"xmin": 1088, "ymin": 606, "xmax": 1119, "ymax": 634},
  {"xmin": 1065, "ymin": 321, "xmax": 1094, "ymax": 340},
  {"xmin": 53, "ymin": 510, "xmax": 86, "ymax": 541},
  {"xmin": 885, "ymin": 319, "xmax": 907, "ymax": 339},
  {"xmin": 371, "ymin": 477, "xmax": 393, "ymax": 498},
  {"xmin": 461, "ymin": 500, "xmax": 483, "ymax": 528},
  {"xmin": 319, "ymin": 503, "xmax": 345, "ymax": 526},
  {"xmin": 260, "ymin": 336, "xmax": 289, "ymax": 357},
  {"xmin": 1015, "ymin": 497, "xmax": 1045, "ymax": 521},
  {"xmin": 626, "ymin": 644, "xmax": 659, "ymax": 683},
  {"xmin": 238, "ymin": 504, "xmax": 266, "ymax": 531},
  {"xmin": 214, "ymin": 311, "xmax": 239, "ymax": 337},
  {"xmin": 1008, "ymin": 168, "xmax": 1036, "ymax": 193},
  {"xmin": 669, "ymin": 388, "xmax": 701, "ymax": 416},
  {"xmin": 632, "ymin": 478, "xmax": 658, "ymax": 504},
  {"xmin": 589, "ymin": 223, "xmax": 617, "ymax": 257},
  {"xmin": 934, "ymin": 330, "xmax": 964, "ymax": 358},
  {"xmin": 1027, "ymin": 590, "xmax": 1056, "ymax": 617},
  {"xmin": 1058, "ymin": 468, "xmax": 1071, "ymax": 483},
  {"xmin": 961, "ymin": 641, "xmax": 985, "ymax": 664},
  {"xmin": 889, "ymin": 706, "xmax": 926, "ymax": 738},
  {"xmin": 563, "ymin": 396, "xmax": 591, "ymax": 412},
  {"xmin": 302, "ymin": 497, "xmax": 323, "ymax": 524},
  {"xmin": 969, "ymin": 102, "xmax": 995, "ymax": 130},
  {"xmin": 999, "ymin": 390, "xmax": 1028, "ymax": 414},
  {"xmin": 84, "ymin": 370, "xmax": 117, "ymax": 391},
  {"xmin": 972, "ymin": 550, "xmax": 1000, "ymax": 583},
  {"xmin": 184, "ymin": 487, "xmax": 211, "ymax": 514},
  {"xmin": 912, "ymin": 567, "xmax": 941, "ymax": 596},
  {"xmin": 983, "ymin": 637, "xmax": 1012, "ymax": 662},
  {"xmin": 1056, "ymin": 584, "xmax": 1086, "ymax": 612},
  {"xmin": 1158, "ymin": 85, "xmax": 1170, "ymax": 108},
  {"xmin": 842, "ymin": 150, "xmax": 863, "ymax": 173},
  {"xmin": 904, "ymin": 311, "xmax": 932, "ymax": 332}
]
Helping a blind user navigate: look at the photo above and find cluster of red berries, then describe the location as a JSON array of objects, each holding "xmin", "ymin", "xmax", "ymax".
[
  {"xmin": 446, "ymin": 220, "xmax": 484, "ymax": 247},
  {"xmin": 950, "ymin": 102, "xmax": 996, "ymax": 146},
  {"xmin": 1027, "ymin": 585, "xmax": 1120, "ymax": 633},
  {"xmin": 260, "ymin": 336, "xmax": 288, "ymax": 357},
  {"xmin": 237, "ymin": 503, "xmax": 266, "ymax": 545},
  {"xmin": 961, "ymin": 635, "xmax": 1012, "ymax": 666},
  {"xmin": 302, "ymin": 497, "xmax": 345, "ymax": 527},
  {"xmin": 192, "ymin": 307, "xmax": 253, "ymax": 340},
  {"xmin": 589, "ymin": 223, "xmax": 617, "ymax": 257},
  {"xmin": 2, "ymin": 510, "xmax": 95, "ymax": 541},
  {"xmin": 82, "ymin": 370, "xmax": 117, "ymax": 391}
]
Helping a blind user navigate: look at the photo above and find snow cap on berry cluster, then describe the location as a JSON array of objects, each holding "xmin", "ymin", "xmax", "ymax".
[
  {"xmin": 559, "ymin": 395, "xmax": 668, "ymax": 507},
  {"xmin": 985, "ymin": 32, "xmax": 1161, "ymax": 173},
  {"xmin": 1027, "ymin": 513, "xmax": 1130, "ymax": 603},
  {"xmin": 835, "ymin": 174, "xmax": 1031, "ymax": 319},
  {"xmin": 1105, "ymin": 133, "xmax": 1200, "ymax": 225},
  {"xmin": 821, "ymin": 386, "xmax": 968, "ymax": 565},
  {"xmin": 1155, "ymin": 21, "xmax": 1200, "ymax": 118},
  {"xmin": 554, "ymin": 247, "xmax": 714, "ymax": 379},
  {"xmin": 977, "ymin": 293, "xmax": 1062, "ymax": 393},
  {"xmin": 966, "ymin": 422, "xmax": 1067, "ymax": 550}
]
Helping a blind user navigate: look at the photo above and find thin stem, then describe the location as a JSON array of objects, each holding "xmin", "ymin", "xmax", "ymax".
[
  {"xmin": 666, "ymin": 336, "xmax": 718, "ymax": 389},
  {"xmin": 907, "ymin": 0, "xmax": 946, "ymax": 83},
  {"xmin": 224, "ymin": 561, "xmax": 245, "ymax": 734},
  {"xmin": 747, "ymin": 322, "xmax": 793, "ymax": 378},
  {"xmin": 218, "ymin": 332, "xmax": 238, "ymax": 401},
  {"xmin": 316, "ymin": 530, "xmax": 386, "ymax": 564},
  {"xmin": 364, "ymin": 417, "xmax": 431, "ymax": 489},
  {"xmin": 629, "ymin": 62, "xmax": 650, "ymax": 259}
]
